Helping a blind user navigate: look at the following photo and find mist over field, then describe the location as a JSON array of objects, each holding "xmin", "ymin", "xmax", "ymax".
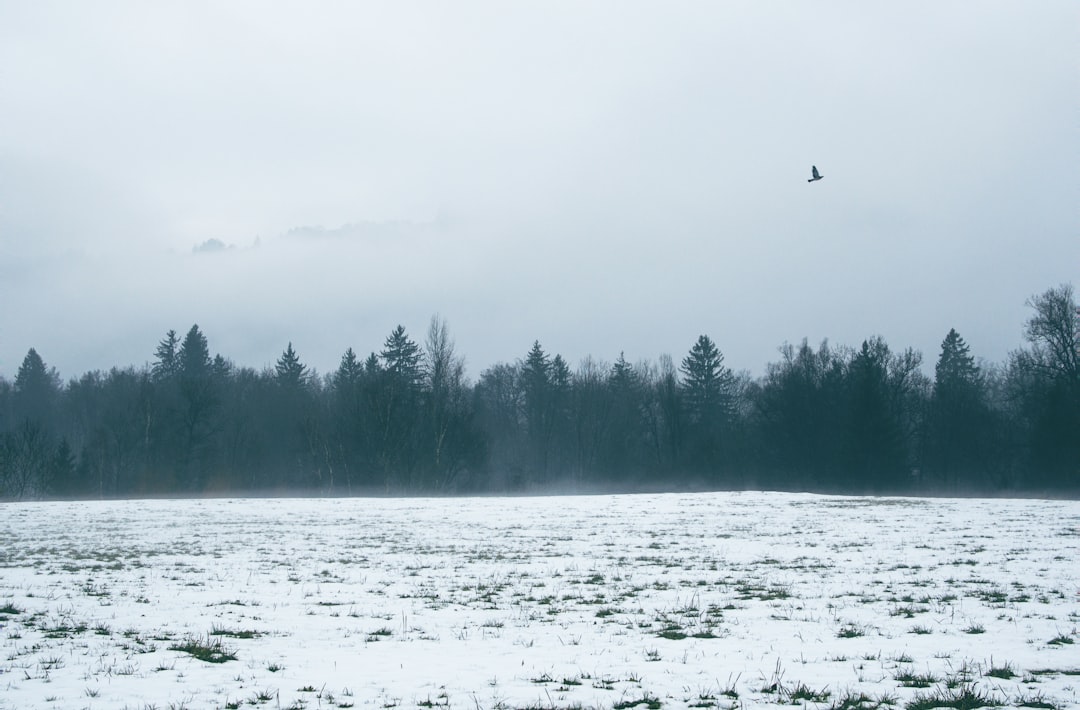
[
  {"xmin": 1, "ymin": 3, "xmax": 1076, "ymax": 380},
  {"xmin": 3, "ymin": 3, "xmax": 1078, "ymax": 500}
]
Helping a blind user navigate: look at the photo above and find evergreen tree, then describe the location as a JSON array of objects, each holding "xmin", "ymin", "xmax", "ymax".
[
  {"xmin": 520, "ymin": 342, "xmax": 553, "ymax": 480},
  {"xmin": 679, "ymin": 335, "xmax": 735, "ymax": 476},
  {"xmin": 334, "ymin": 348, "xmax": 363, "ymax": 390},
  {"xmin": 548, "ymin": 354, "xmax": 573, "ymax": 475},
  {"xmin": 13, "ymin": 348, "xmax": 60, "ymax": 427},
  {"xmin": 275, "ymin": 342, "xmax": 309, "ymax": 388},
  {"xmin": 373, "ymin": 326, "xmax": 423, "ymax": 487},
  {"xmin": 173, "ymin": 325, "xmax": 218, "ymax": 490},
  {"xmin": 605, "ymin": 353, "xmax": 646, "ymax": 480},
  {"xmin": 330, "ymin": 347, "xmax": 366, "ymax": 492},
  {"xmin": 926, "ymin": 329, "xmax": 989, "ymax": 490},
  {"xmin": 152, "ymin": 330, "xmax": 180, "ymax": 381},
  {"xmin": 212, "ymin": 354, "xmax": 233, "ymax": 381},
  {"xmin": 381, "ymin": 325, "xmax": 423, "ymax": 388},
  {"xmin": 680, "ymin": 335, "xmax": 735, "ymax": 424},
  {"xmin": 179, "ymin": 325, "xmax": 212, "ymax": 380},
  {"xmin": 610, "ymin": 353, "xmax": 635, "ymax": 391},
  {"xmin": 934, "ymin": 329, "xmax": 979, "ymax": 395},
  {"xmin": 364, "ymin": 352, "xmax": 382, "ymax": 376},
  {"xmin": 521, "ymin": 341, "xmax": 551, "ymax": 416},
  {"xmin": 7, "ymin": 349, "xmax": 62, "ymax": 498}
]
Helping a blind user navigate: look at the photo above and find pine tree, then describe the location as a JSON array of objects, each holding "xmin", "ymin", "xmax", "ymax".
[
  {"xmin": 275, "ymin": 343, "xmax": 308, "ymax": 388},
  {"xmin": 212, "ymin": 354, "xmax": 233, "ymax": 381},
  {"xmin": 605, "ymin": 353, "xmax": 645, "ymax": 479},
  {"xmin": 610, "ymin": 352, "xmax": 636, "ymax": 392},
  {"xmin": 520, "ymin": 342, "xmax": 553, "ymax": 481},
  {"xmin": 380, "ymin": 326, "xmax": 422, "ymax": 388},
  {"xmin": 334, "ymin": 348, "xmax": 363, "ymax": 390},
  {"xmin": 678, "ymin": 335, "xmax": 735, "ymax": 476},
  {"xmin": 680, "ymin": 335, "xmax": 735, "ymax": 425},
  {"xmin": 548, "ymin": 354, "xmax": 573, "ymax": 475},
  {"xmin": 13, "ymin": 348, "xmax": 61, "ymax": 430},
  {"xmin": 934, "ymin": 329, "xmax": 979, "ymax": 398},
  {"xmin": 174, "ymin": 325, "xmax": 217, "ymax": 491},
  {"xmin": 328, "ymin": 348, "xmax": 368, "ymax": 492},
  {"xmin": 178, "ymin": 325, "xmax": 212, "ymax": 380},
  {"xmin": 373, "ymin": 326, "xmax": 423, "ymax": 487},
  {"xmin": 152, "ymin": 330, "xmax": 180, "ymax": 381},
  {"xmin": 927, "ymin": 329, "xmax": 987, "ymax": 489},
  {"xmin": 364, "ymin": 352, "xmax": 382, "ymax": 376},
  {"xmin": 521, "ymin": 341, "xmax": 551, "ymax": 410}
]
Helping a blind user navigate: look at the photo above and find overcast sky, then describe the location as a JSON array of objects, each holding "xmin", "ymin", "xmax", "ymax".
[{"xmin": 2, "ymin": 2, "xmax": 1076, "ymax": 382}]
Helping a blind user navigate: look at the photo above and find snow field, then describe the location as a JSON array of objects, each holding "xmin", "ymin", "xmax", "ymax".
[{"xmin": 0, "ymin": 492, "xmax": 1078, "ymax": 709}]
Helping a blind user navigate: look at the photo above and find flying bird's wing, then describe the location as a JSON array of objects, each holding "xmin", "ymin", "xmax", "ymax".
[{"xmin": 811, "ymin": 166, "xmax": 820, "ymax": 179}]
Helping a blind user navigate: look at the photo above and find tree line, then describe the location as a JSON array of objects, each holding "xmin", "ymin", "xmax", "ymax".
[{"xmin": 1, "ymin": 284, "xmax": 1077, "ymax": 499}]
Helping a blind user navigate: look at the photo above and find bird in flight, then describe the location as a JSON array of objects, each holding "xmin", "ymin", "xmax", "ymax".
[{"xmin": 807, "ymin": 165, "xmax": 823, "ymax": 183}]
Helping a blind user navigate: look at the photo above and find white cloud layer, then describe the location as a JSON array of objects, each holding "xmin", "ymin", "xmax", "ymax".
[{"xmin": 2, "ymin": 2, "xmax": 1076, "ymax": 379}]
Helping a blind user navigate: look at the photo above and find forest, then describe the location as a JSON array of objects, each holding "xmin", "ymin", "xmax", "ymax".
[{"xmin": 1, "ymin": 284, "xmax": 1077, "ymax": 500}]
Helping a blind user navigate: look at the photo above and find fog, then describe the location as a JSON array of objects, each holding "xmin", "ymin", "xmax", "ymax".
[{"xmin": 2, "ymin": 2, "xmax": 1076, "ymax": 379}]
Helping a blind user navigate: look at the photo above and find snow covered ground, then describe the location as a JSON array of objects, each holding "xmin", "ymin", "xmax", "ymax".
[{"xmin": 1, "ymin": 492, "xmax": 1078, "ymax": 710}]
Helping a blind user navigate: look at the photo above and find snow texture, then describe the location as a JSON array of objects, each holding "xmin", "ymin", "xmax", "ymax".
[{"xmin": 1, "ymin": 492, "xmax": 1078, "ymax": 709}]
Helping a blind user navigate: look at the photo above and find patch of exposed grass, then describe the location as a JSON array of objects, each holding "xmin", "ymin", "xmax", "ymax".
[
  {"xmin": 366, "ymin": 627, "xmax": 394, "ymax": 641},
  {"xmin": 891, "ymin": 604, "xmax": 928, "ymax": 618},
  {"xmin": 838, "ymin": 622, "xmax": 866, "ymax": 638},
  {"xmin": 1015, "ymin": 690, "xmax": 1058, "ymax": 709},
  {"xmin": 985, "ymin": 661, "xmax": 1016, "ymax": 679},
  {"xmin": 976, "ymin": 588, "xmax": 1009, "ymax": 606},
  {"xmin": 735, "ymin": 582, "xmax": 790, "ymax": 601},
  {"xmin": 829, "ymin": 691, "xmax": 897, "ymax": 709},
  {"xmin": 657, "ymin": 627, "xmax": 687, "ymax": 640},
  {"xmin": 905, "ymin": 684, "xmax": 1002, "ymax": 710},
  {"xmin": 44, "ymin": 621, "xmax": 88, "ymax": 638},
  {"xmin": 210, "ymin": 624, "xmax": 260, "ymax": 639},
  {"xmin": 894, "ymin": 671, "xmax": 937, "ymax": 688},
  {"xmin": 612, "ymin": 692, "xmax": 662, "ymax": 709},
  {"xmin": 1029, "ymin": 668, "xmax": 1080, "ymax": 676},
  {"xmin": 169, "ymin": 635, "xmax": 237, "ymax": 663},
  {"xmin": 788, "ymin": 682, "xmax": 830, "ymax": 703}
]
